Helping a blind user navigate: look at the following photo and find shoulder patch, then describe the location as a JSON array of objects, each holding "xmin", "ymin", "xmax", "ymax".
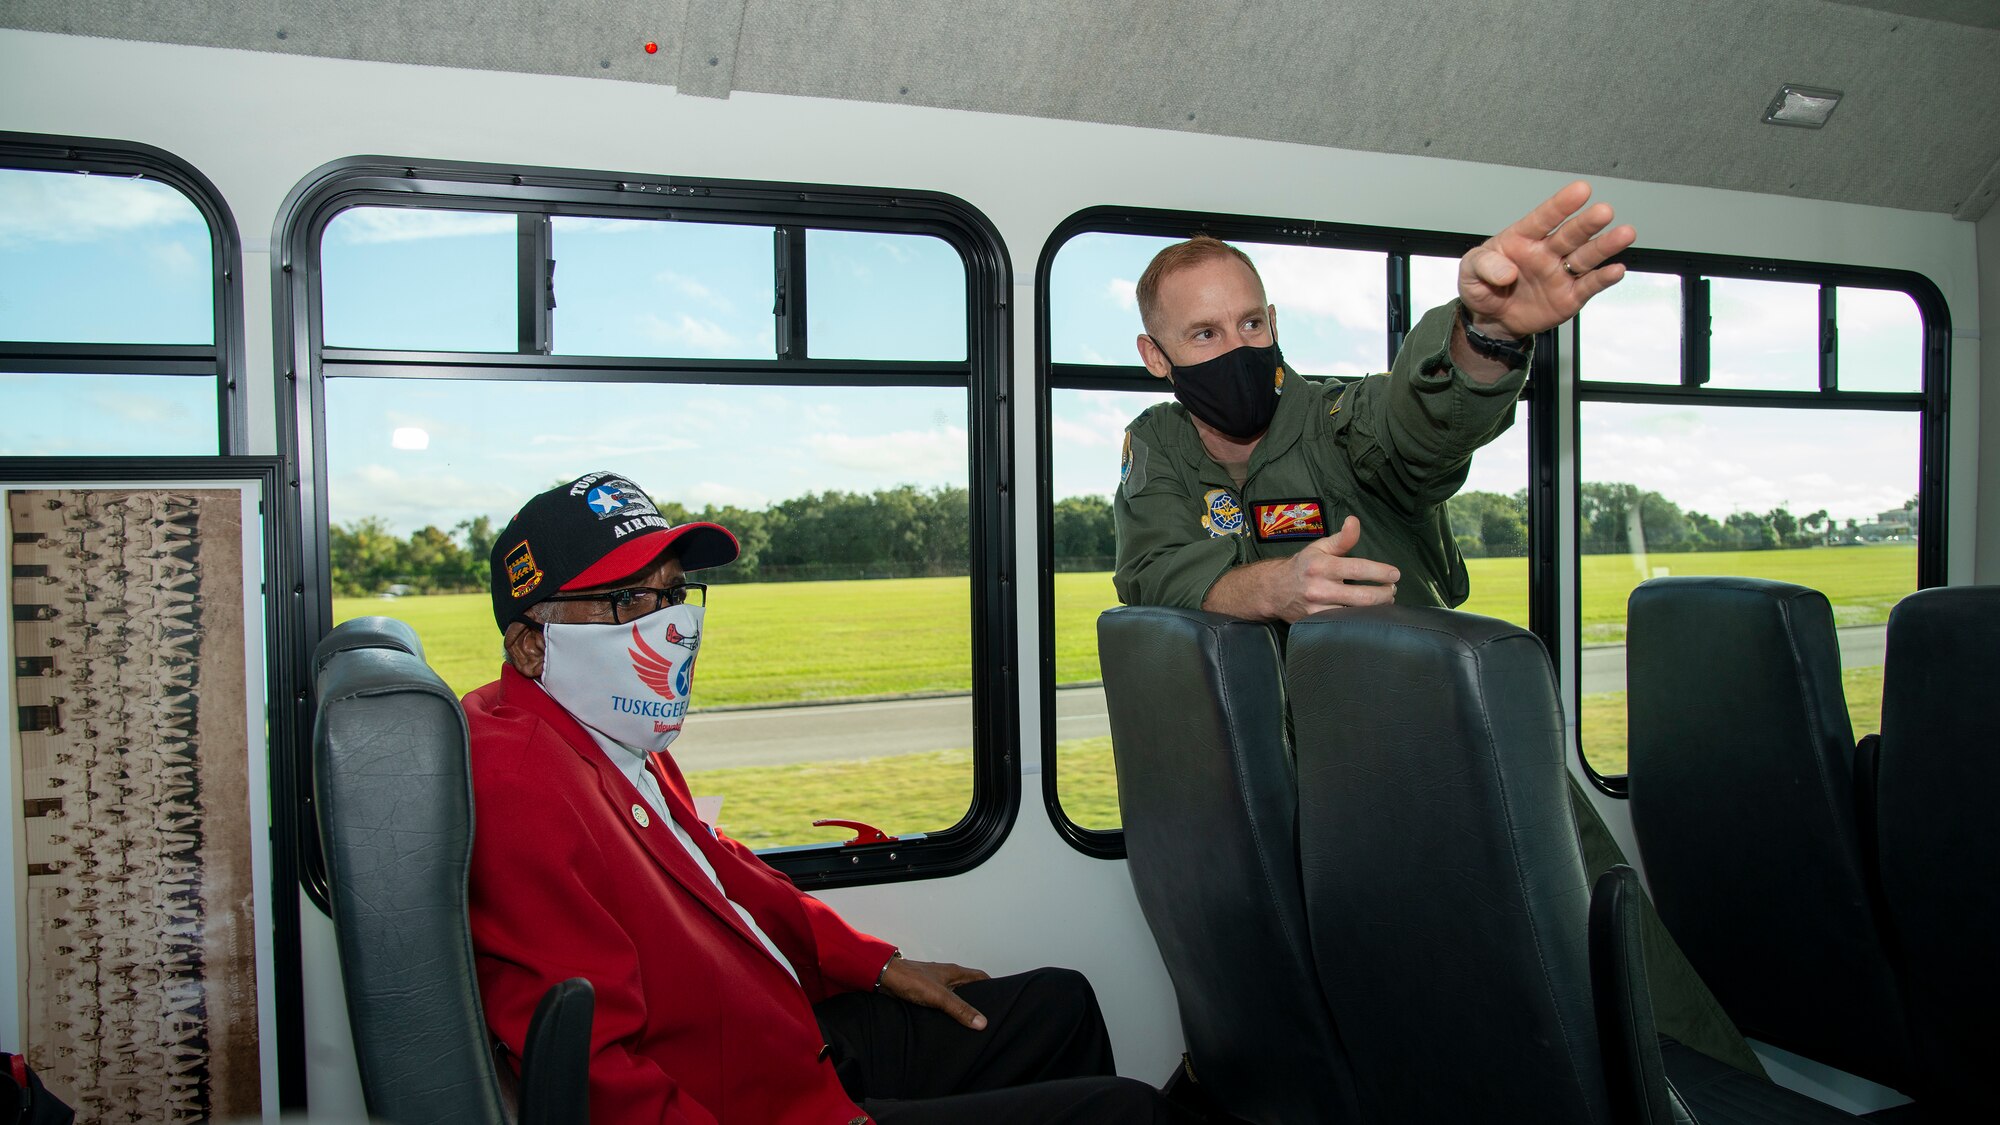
[
  {"xmin": 1201, "ymin": 488, "xmax": 1245, "ymax": 538},
  {"xmin": 1120, "ymin": 431, "xmax": 1150, "ymax": 495}
]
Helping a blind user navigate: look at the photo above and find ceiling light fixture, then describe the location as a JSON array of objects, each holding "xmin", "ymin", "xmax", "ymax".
[{"xmin": 1763, "ymin": 84, "xmax": 1843, "ymax": 128}]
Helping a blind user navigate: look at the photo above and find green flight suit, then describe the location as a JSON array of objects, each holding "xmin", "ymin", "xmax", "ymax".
[
  {"xmin": 1109, "ymin": 298, "xmax": 1766, "ymax": 1078},
  {"xmin": 1114, "ymin": 302, "xmax": 1521, "ymax": 611}
]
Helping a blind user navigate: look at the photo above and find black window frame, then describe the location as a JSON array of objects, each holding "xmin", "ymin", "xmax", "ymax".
[
  {"xmin": 0, "ymin": 138, "xmax": 302, "ymax": 1107},
  {"xmin": 1034, "ymin": 205, "xmax": 1560, "ymax": 859},
  {"xmin": 1572, "ymin": 247, "xmax": 1950, "ymax": 795},
  {"xmin": 0, "ymin": 131, "xmax": 249, "ymax": 453},
  {"xmin": 274, "ymin": 156, "xmax": 1016, "ymax": 906}
]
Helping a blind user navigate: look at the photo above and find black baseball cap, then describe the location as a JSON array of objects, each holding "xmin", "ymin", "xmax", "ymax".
[{"xmin": 489, "ymin": 470, "xmax": 739, "ymax": 628}]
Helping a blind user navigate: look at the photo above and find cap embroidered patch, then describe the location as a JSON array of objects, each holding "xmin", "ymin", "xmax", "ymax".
[
  {"xmin": 505, "ymin": 541, "xmax": 544, "ymax": 598},
  {"xmin": 1254, "ymin": 499, "xmax": 1328, "ymax": 542},
  {"xmin": 1202, "ymin": 488, "xmax": 1245, "ymax": 538},
  {"xmin": 586, "ymin": 485, "xmax": 629, "ymax": 516}
]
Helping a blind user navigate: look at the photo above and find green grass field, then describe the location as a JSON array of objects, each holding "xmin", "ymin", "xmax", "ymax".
[
  {"xmin": 351, "ymin": 545, "xmax": 1914, "ymax": 703},
  {"xmin": 335, "ymin": 576, "xmax": 975, "ymax": 705},
  {"xmin": 341, "ymin": 546, "xmax": 1913, "ymax": 844}
]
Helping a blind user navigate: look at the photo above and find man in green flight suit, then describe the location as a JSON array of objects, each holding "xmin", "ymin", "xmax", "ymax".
[{"xmin": 1112, "ymin": 181, "xmax": 1765, "ymax": 1076}]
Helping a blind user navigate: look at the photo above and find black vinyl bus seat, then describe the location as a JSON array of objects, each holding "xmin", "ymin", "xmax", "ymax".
[
  {"xmin": 1627, "ymin": 577, "xmax": 1913, "ymax": 1092},
  {"xmin": 1097, "ymin": 606, "xmax": 1358, "ymax": 1125},
  {"xmin": 1288, "ymin": 605, "xmax": 1662, "ymax": 1123},
  {"xmin": 1876, "ymin": 586, "xmax": 2000, "ymax": 1116},
  {"xmin": 312, "ymin": 616, "xmax": 591, "ymax": 1125},
  {"xmin": 1286, "ymin": 605, "xmax": 1864, "ymax": 1125}
]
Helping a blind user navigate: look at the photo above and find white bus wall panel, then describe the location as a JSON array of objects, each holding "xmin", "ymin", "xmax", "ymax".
[{"xmin": 2, "ymin": 27, "xmax": 1988, "ymax": 1101}]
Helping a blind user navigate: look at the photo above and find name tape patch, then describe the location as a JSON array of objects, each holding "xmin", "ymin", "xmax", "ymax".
[{"xmin": 1253, "ymin": 499, "xmax": 1328, "ymax": 542}]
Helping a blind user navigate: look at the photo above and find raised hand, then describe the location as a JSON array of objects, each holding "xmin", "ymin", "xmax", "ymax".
[{"xmin": 1459, "ymin": 180, "xmax": 1637, "ymax": 339}]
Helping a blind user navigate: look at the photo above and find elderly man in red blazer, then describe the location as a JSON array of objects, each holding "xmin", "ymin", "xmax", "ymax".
[{"xmin": 464, "ymin": 471, "xmax": 1193, "ymax": 1124}]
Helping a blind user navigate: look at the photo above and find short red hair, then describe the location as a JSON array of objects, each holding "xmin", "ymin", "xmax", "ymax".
[{"xmin": 1135, "ymin": 235, "xmax": 1264, "ymax": 336}]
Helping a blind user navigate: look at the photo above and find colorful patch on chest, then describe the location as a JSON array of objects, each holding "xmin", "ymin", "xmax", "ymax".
[
  {"xmin": 1253, "ymin": 499, "xmax": 1328, "ymax": 541},
  {"xmin": 1202, "ymin": 488, "xmax": 1245, "ymax": 537}
]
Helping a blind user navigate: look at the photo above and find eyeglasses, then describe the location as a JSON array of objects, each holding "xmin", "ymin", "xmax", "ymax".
[{"xmin": 540, "ymin": 582, "xmax": 706, "ymax": 625}]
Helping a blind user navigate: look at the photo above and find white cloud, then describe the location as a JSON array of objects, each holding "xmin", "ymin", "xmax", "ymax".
[
  {"xmin": 1249, "ymin": 244, "xmax": 1382, "ymax": 331},
  {"xmin": 641, "ymin": 313, "xmax": 740, "ymax": 354},
  {"xmin": 681, "ymin": 481, "xmax": 770, "ymax": 509},
  {"xmin": 1106, "ymin": 278, "xmax": 1137, "ymax": 312},
  {"xmin": 147, "ymin": 240, "xmax": 199, "ymax": 276},
  {"xmin": 0, "ymin": 170, "xmax": 202, "ymax": 245},
  {"xmin": 332, "ymin": 464, "xmax": 526, "ymax": 532},
  {"xmin": 654, "ymin": 269, "xmax": 735, "ymax": 314},
  {"xmin": 803, "ymin": 426, "xmax": 969, "ymax": 482},
  {"xmin": 325, "ymin": 207, "xmax": 515, "ymax": 244},
  {"xmin": 1583, "ymin": 403, "xmax": 1917, "ymax": 524},
  {"xmin": 93, "ymin": 388, "xmax": 193, "ymax": 425}
]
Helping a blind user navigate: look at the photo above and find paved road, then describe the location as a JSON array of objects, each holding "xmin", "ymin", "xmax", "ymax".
[{"xmin": 679, "ymin": 624, "xmax": 1888, "ymax": 770}]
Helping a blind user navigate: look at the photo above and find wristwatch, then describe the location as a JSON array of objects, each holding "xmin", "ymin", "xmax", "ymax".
[{"xmin": 1457, "ymin": 302, "xmax": 1530, "ymax": 368}]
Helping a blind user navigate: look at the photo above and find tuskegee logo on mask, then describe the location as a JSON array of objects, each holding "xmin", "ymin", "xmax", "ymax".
[
  {"xmin": 539, "ymin": 603, "xmax": 705, "ymax": 753},
  {"xmin": 629, "ymin": 621, "xmax": 700, "ymax": 701}
]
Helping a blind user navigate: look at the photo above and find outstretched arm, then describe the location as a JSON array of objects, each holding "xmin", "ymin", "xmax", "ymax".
[{"xmin": 1451, "ymin": 180, "xmax": 1637, "ymax": 382}]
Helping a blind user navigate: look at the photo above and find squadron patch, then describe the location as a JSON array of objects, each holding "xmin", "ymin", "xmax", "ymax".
[
  {"xmin": 1120, "ymin": 431, "xmax": 1149, "ymax": 495},
  {"xmin": 1254, "ymin": 499, "xmax": 1328, "ymax": 542},
  {"xmin": 505, "ymin": 540, "xmax": 544, "ymax": 598},
  {"xmin": 1201, "ymin": 488, "xmax": 1245, "ymax": 538}
]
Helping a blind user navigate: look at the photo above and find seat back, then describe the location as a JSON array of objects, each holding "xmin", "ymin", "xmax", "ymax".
[
  {"xmin": 1097, "ymin": 606, "xmax": 1356, "ymax": 1124},
  {"xmin": 1876, "ymin": 585, "xmax": 2000, "ymax": 1113},
  {"xmin": 313, "ymin": 617, "xmax": 509, "ymax": 1125},
  {"xmin": 1288, "ymin": 606, "xmax": 1611, "ymax": 1125},
  {"xmin": 1626, "ymin": 577, "xmax": 1909, "ymax": 1085}
]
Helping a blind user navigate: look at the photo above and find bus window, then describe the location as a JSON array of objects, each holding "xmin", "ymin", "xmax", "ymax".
[
  {"xmin": 1574, "ymin": 264, "xmax": 1940, "ymax": 783},
  {"xmin": 1708, "ymin": 277, "xmax": 1819, "ymax": 392},
  {"xmin": 322, "ymin": 206, "xmax": 516, "ymax": 352},
  {"xmin": 551, "ymin": 216, "xmax": 775, "ymax": 358},
  {"xmin": 0, "ymin": 154, "xmax": 234, "ymax": 455},
  {"xmin": 1041, "ymin": 220, "xmax": 1535, "ymax": 850},
  {"xmin": 807, "ymin": 230, "xmax": 967, "ymax": 361},
  {"xmin": 1835, "ymin": 287, "xmax": 1923, "ymax": 393},
  {"xmin": 284, "ymin": 161, "xmax": 1010, "ymax": 889},
  {"xmin": 1577, "ymin": 269, "xmax": 1681, "ymax": 386}
]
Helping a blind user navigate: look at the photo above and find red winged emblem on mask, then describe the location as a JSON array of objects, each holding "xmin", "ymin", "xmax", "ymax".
[{"xmin": 628, "ymin": 625, "xmax": 680, "ymax": 701}]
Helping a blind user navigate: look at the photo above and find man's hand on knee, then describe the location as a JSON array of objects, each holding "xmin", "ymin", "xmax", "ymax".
[{"xmin": 879, "ymin": 957, "xmax": 991, "ymax": 1031}]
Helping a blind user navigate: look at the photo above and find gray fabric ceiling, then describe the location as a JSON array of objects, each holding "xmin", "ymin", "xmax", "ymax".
[{"xmin": 6, "ymin": 0, "xmax": 1997, "ymax": 220}]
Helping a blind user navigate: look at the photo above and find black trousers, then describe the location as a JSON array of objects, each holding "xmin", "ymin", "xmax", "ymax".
[{"xmin": 812, "ymin": 966, "xmax": 1198, "ymax": 1125}]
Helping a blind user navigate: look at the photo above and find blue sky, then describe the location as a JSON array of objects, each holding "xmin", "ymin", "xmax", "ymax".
[{"xmin": 1, "ymin": 167, "xmax": 1926, "ymax": 534}]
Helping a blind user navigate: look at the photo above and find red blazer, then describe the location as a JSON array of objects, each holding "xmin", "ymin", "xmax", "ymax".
[{"xmin": 465, "ymin": 665, "xmax": 893, "ymax": 1124}]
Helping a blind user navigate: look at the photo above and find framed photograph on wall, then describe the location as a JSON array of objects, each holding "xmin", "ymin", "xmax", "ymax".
[{"xmin": 1, "ymin": 456, "xmax": 300, "ymax": 1121}]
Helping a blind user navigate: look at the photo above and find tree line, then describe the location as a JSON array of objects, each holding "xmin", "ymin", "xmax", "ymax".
[
  {"xmin": 329, "ymin": 483, "xmax": 1908, "ymax": 596},
  {"xmin": 329, "ymin": 485, "xmax": 971, "ymax": 596}
]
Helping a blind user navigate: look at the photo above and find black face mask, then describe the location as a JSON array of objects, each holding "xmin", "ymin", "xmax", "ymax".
[{"xmin": 1156, "ymin": 340, "xmax": 1286, "ymax": 440}]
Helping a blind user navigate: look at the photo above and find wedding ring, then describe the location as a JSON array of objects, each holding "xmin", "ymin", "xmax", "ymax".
[{"xmin": 1561, "ymin": 258, "xmax": 1583, "ymax": 277}]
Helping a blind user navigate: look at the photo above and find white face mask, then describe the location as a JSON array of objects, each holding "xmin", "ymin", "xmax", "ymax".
[{"xmin": 537, "ymin": 604, "xmax": 704, "ymax": 754}]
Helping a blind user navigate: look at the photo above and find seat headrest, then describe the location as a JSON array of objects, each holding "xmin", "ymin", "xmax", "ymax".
[{"xmin": 314, "ymin": 616, "xmax": 427, "ymax": 684}]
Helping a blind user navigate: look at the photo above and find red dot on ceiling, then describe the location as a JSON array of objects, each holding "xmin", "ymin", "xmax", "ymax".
[{"xmin": 644, "ymin": 41, "xmax": 658, "ymax": 54}]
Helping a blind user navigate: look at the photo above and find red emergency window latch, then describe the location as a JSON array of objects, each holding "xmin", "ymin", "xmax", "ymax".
[{"xmin": 812, "ymin": 819, "xmax": 899, "ymax": 847}]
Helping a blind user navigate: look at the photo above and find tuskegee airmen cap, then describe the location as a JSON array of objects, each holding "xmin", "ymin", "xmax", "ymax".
[{"xmin": 489, "ymin": 470, "xmax": 739, "ymax": 628}]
